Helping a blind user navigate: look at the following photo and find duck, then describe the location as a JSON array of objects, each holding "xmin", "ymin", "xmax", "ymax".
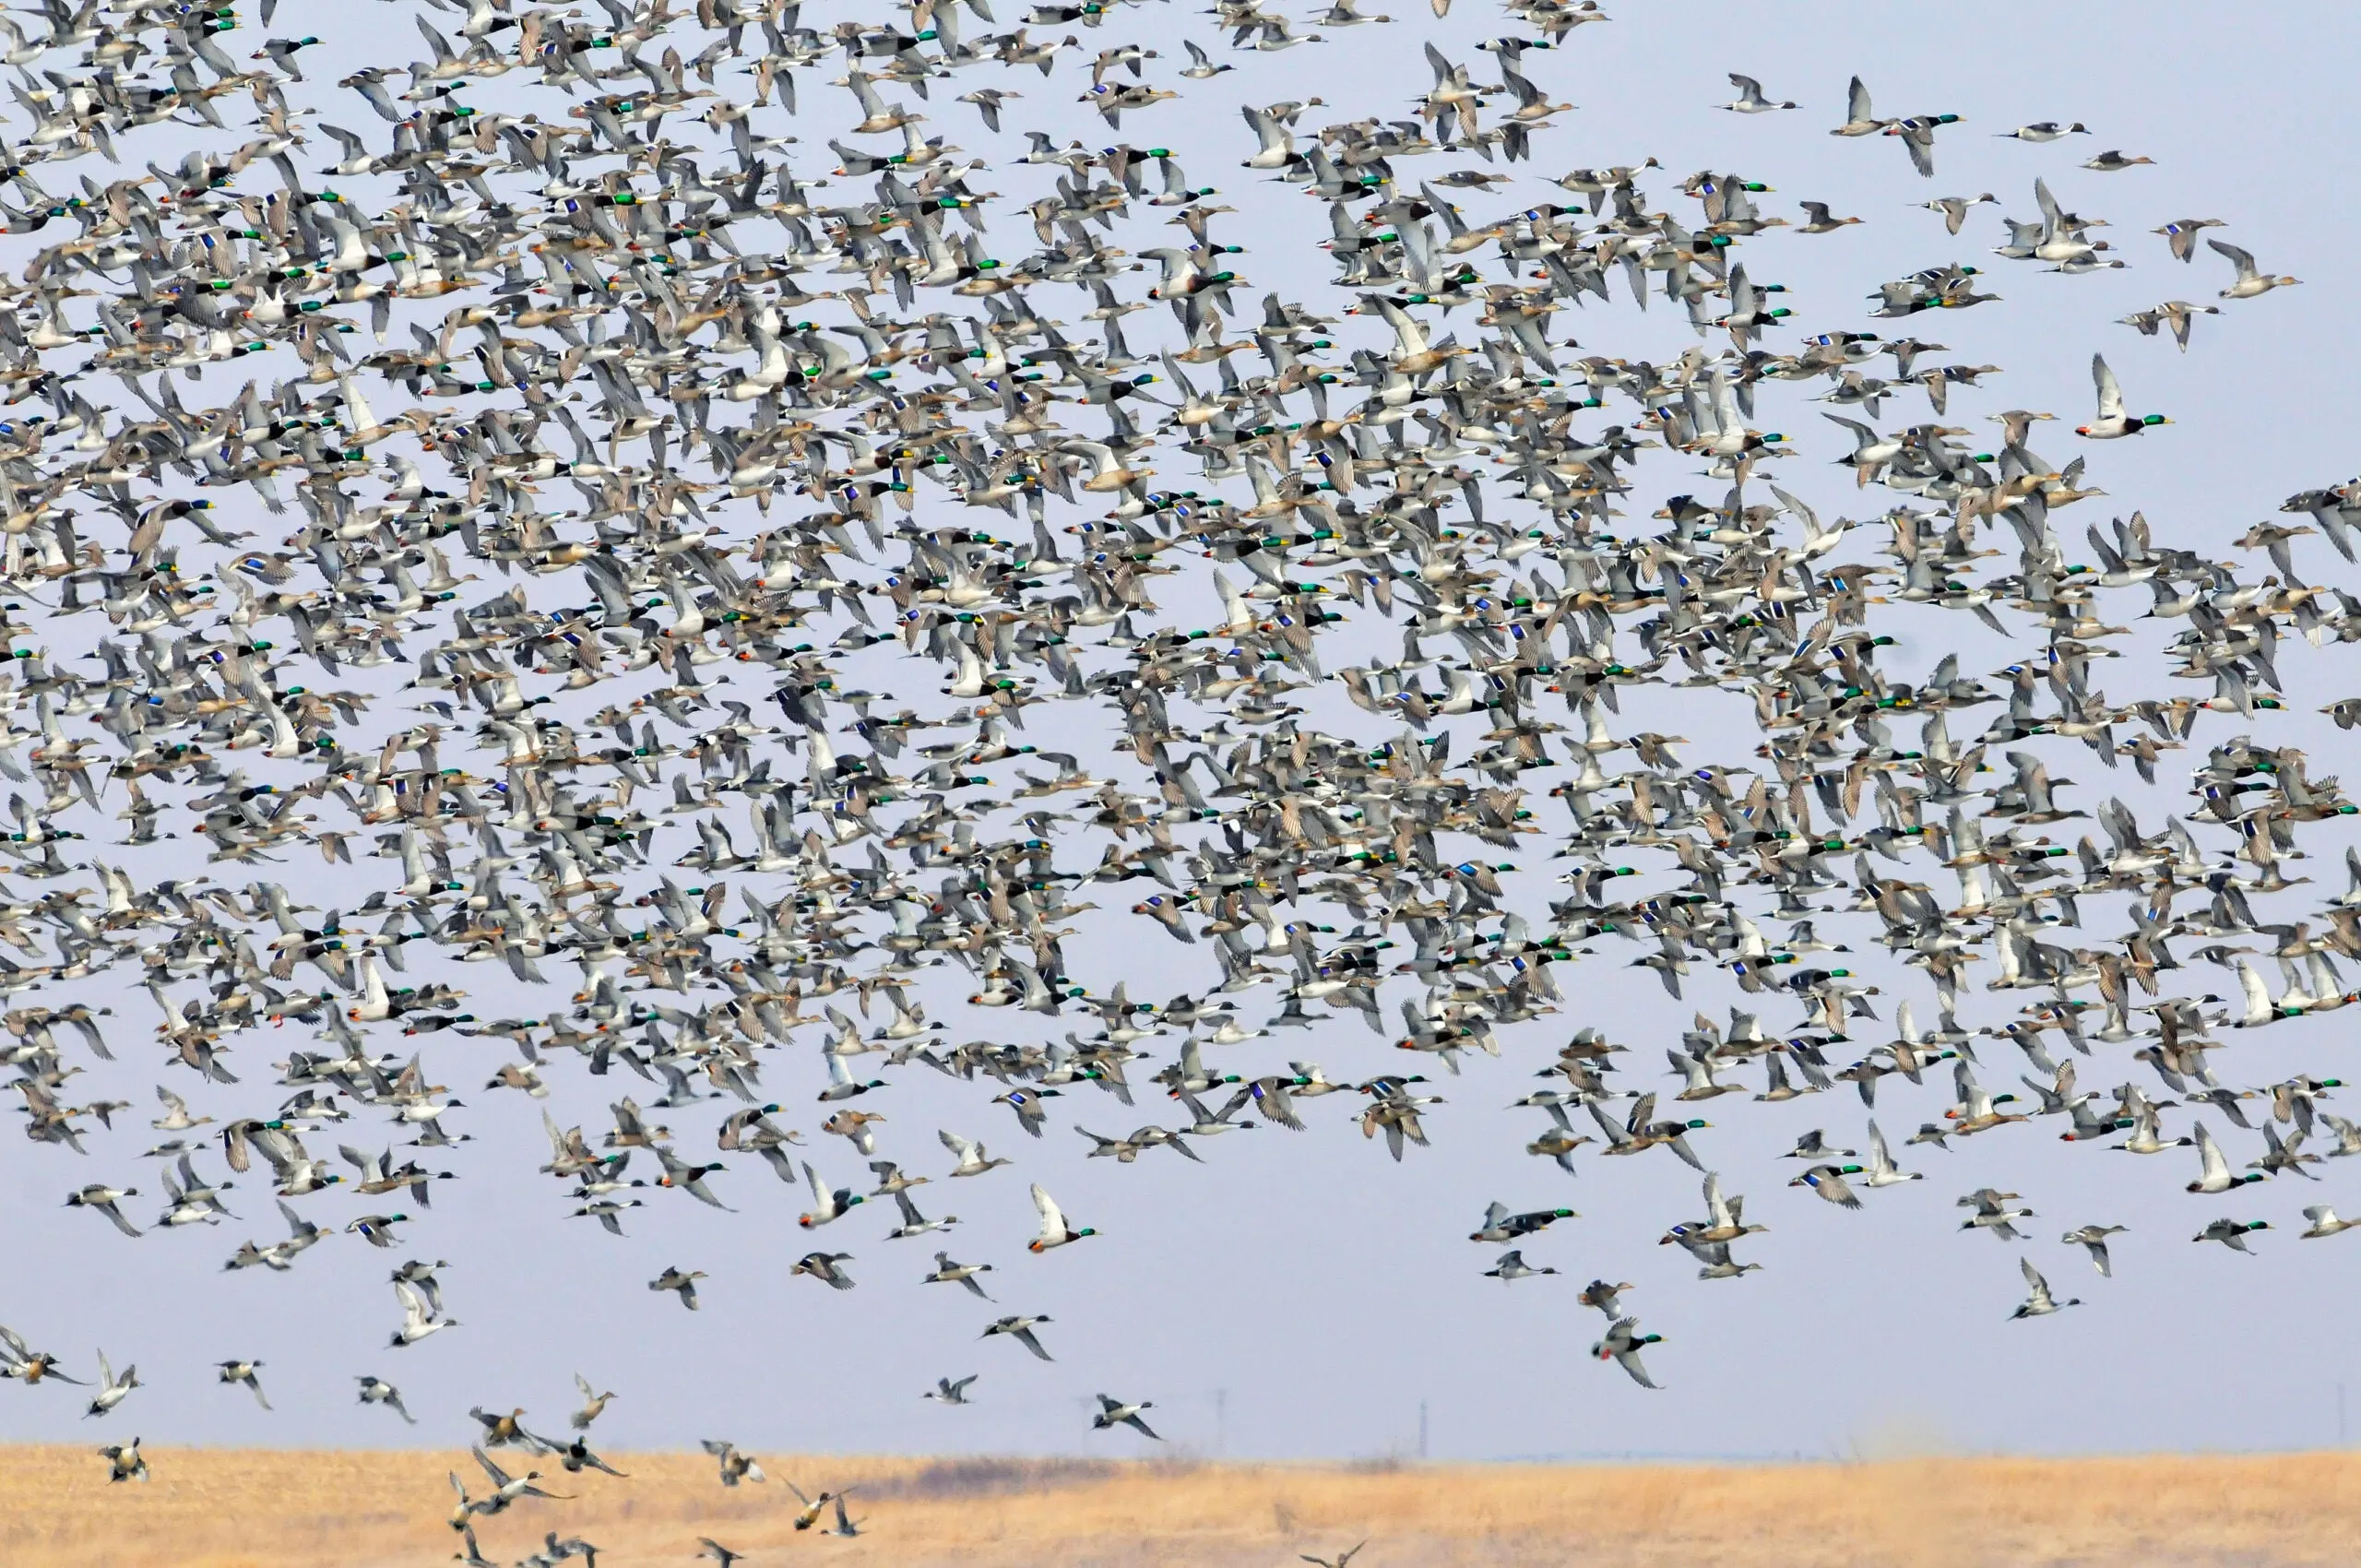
[
  {"xmin": 1485, "ymin": 1249, "xmax": 1560, "ymax": 1282},
  {"xmin": 570, "ymin": 1376, "xmax": 614, "ymax": 1431},
  {"xmin": 2118, "ymin": 301, "xmax": 2218, "ymax": 351},
  {"xmin": 2209, "ymin": 238, "xmax": 2300, "ymax": 299},
  {"xmin": 2187, "ymin": 1122, "xmax": 2267, "ymax": 1194},
  {"xmin": 1958, "ymin": 1189, "xmax": 2035, "ymax": 1241},
  {"xmin": 940, "ymin": 1130, "xmax": 1014, "ymax": 1178},
  {"xmin": 927, "ymin": 1253, "xmax": 995, "ymax": 1299},
  {"xmin": 1661, "ymin": 1172, "xmax": 1763, "ymax": 1243},
  {"xmin": 981, "ymin": 1315, "xmax": 1055, "ymax": 1361},
  {"xmin": 1790, "ymin": 1164, "xmax": 1864, "ymax": 1208},
  {"xmin": 1474, "ymin": 1201, "xmax": 1579, "ymax": 1242},
  {"xmin": 1829, "ymin": 77, "xmax": 1888, "ymax": 137},
  {"xmin": 2076, "ymin": 354, "xmax": 2169, "ymax": 438},
  {"xmin": 1920, "ymin": 193, "xmax": 1997, "ymax": 235},
  {"xmin": 2011, "ymin": 1257, "xmax": 2080, "ymax": 1318},
  {"xmin": 1091, "ymin": 1394, "xmax": 1162, "ymax": 1439},
  {"xmin": 791, "ymin": 1251, "xmax": 857, "ymax": 1289},
  {"xmin": 649, "ymin": 1268, "xmax": 706, "ymax": 1311},
  {"xmin": 1028, "ymin": 1183, "xmax": 1097, "ymax": 1251},
  {"xmin": 2302, "ymin": 1206, "xmax": 2360, "ymax": 1239},
  {"xmin": 925, "ymin": 1374, "xmax": 979, "ymax": 1404},
  {"xmin": 84, "ymin": 1352, "xmax": 139, "ymax": 1419},
  {"xmin": 2194, "ymin": 1218, "xmax": 2270, "ymax": 1253},
  {"xmin": 216, "ymin": 1360, "xmax": 270, "ymax": 1410},
  {"xmin": 1798, "ymin": 201, "xmax": 1864, "ymax": 234},
  {"xmin": 100, "ymin": 1438, "xmax": 147, "ymax": 1484},
  {"xmin": 798, "ymin": 1161, "xmax": 865, "ymax": 1228},
  {"xmin": 1719, "ymin": 74, "xmax": 1796, "ymax": 113},
  {"xmin": 358, "ymin": 1376, "xmax": 416, "ymax": 1424},
  {"xmin": 2153, "ymin": 217, "xmax": 2225, "ymax": 260},
  {"xmin": 1592, "ymin": 1317, "xmax": 1665, "ymax": 1388},
  {"xmin": 700, "ymin": 1441, "xmax": 765, "ymax": 1488},
  {"xmin": 2060, "ymin": 1224, "xmax": 2127, "ymax": 1275},
  {"xmin": 1999, "ymin": 122, "xmax": 2088, "ymax": 142},
  {"xmin": 1861, "ymin": 1121, "xmax": 1923, "ymax": 1187}
]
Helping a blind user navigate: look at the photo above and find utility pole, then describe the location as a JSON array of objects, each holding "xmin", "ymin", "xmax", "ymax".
[
  {"xmin": 1418, "ymin": 1398, "xmax": 1429, "ymax": 1461},
  {"xmin": 1215, "ymin": 1387, "xmax": 1228, "ymax": 1458}
]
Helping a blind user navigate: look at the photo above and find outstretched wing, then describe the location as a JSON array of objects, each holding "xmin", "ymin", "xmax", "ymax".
[
  {"xmin": 2092, "ymin": 354, "xmax": 2125, "ymax": 422},
  {"xmin": 1030, "ymin": 1182, "xmax": 1066, "ymax": 1239}
]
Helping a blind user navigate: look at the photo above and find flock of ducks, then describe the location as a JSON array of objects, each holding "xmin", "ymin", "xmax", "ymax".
[{"xmin": 0, "ymin": 0, "xmax": 2339, "ymax": 1557}]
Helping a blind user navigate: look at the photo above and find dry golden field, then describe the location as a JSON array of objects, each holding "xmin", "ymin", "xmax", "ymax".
[{"xmin": 4, "ymin": 1444, "xmax": 2358, "ymax": 1566}]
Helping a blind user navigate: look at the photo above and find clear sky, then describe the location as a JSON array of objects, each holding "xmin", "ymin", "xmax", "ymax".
[{"xmin": 3, "ymin": 0, "xmax": 2359, "ymax": 1467}]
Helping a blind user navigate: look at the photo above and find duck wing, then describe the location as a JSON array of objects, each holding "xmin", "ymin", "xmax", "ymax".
[
  {"xmin": 1030, "ymin": 1182, "xmax": 1067, "ymax": 1241},
  {"xmin": 2195, "ymin": 1121, "xmax": 2229, "ymax": 1185},
  {"xmin": 2092, "ymin": 354, "xmax": 2125, "ymax": 422}
]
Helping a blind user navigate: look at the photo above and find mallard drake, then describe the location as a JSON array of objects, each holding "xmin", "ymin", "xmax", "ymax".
[
  {"xmin": 1028, "ymin": 1183, "xmax": 1096, "ymax": 1251},
  {"xmin": 1790, "ymin": 1164, "xmax": 1864, "ymax": 1208},
  {"xmin": 1473, "ymin": 1200, "xmax": 1578, "ymax": 1242},
  {"xmin": 2194, "ymin": 1218, "xmax": 2270, "ymax": 1252},
  {"xmin": 2187, "ymin": 1122, "xmax": 2267, "ymax": 1194},
  {"xmin": 798, "ymin": 1161, "xmax": 864, "ymax": 1228},
  {"xmin": 1862, "ymin": 1122, "xmax": 1923, "ymax": 1187},
  {"xmin": 1592, "ymin": 1317, "xmax": 1665, "ymax": 1388}
]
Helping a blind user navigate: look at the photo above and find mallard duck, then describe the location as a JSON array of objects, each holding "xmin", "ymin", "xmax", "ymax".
[
  {"xmin": 2076, "ymin": 354, "xmax": 2169, "ymax": 440},
  {"xmin": 1790, "ymin": 1164, "xmax": 1864, "ymax": 1208},
  {"xmin": 1592, "ymin": 1317, "xmax": 1665, "ymax": 1388},
  {"xmin": 1028, "ymin": 1183, "xmax": 1096, "ymax": 1252},
  {"xmin": 2187, "ymin": 1122, "xmax": 2267, "ymax": 1194},
  {"xmin": 2194, "ymin": 1218, "xmax": 2270, "ymax": 1252},
  {"xmin": 1861, "ymin": 1122, "xmax": 1923, "ymax": 1187}
]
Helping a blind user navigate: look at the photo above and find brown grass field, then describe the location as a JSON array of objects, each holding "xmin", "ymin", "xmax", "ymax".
[{"xmin": 3, "ymin": 1444, "xmax": 2356, "ymax": 1566}]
